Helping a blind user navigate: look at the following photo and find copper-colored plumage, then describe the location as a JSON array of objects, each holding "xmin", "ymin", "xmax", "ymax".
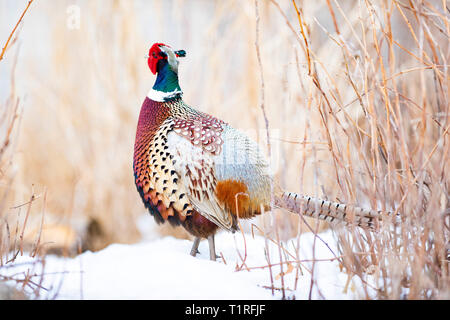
[{"xmin": 215, "ymin": 179, "xmax": 268, "ymax": 219}]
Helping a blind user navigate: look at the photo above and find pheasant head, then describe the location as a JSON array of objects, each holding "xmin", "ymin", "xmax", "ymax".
[
  {"xmin": 147, "ymin": 43, "xmax": 186, "ymax": 101},
  {"xmin": 147, "ymin": 43, "xmax": 186, "ymax": 74}
]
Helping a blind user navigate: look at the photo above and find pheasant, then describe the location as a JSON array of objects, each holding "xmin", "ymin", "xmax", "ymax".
[{"xmin": 134, "ymin": 43, "xmax": 387, "ymax": 261}]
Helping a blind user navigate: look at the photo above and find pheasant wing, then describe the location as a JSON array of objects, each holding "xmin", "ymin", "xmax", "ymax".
[{"xmin": 166, "ymin": 114, "xmax": 234, "ymax": 231}]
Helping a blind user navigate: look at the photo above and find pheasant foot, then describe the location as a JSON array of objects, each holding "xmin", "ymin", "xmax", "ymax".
[{"xmin": 190, "ymin": 237, "xmax": 201, "ymax": 257}]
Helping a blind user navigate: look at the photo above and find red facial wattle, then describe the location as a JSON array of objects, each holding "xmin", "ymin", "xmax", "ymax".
[
  {"xmin": 147, "ymin": 43, "xmax": 185, "ymax": 75},
  {"xmin": 148, "ymin": 55, "xmax": 159, "ymax": 75},
  {"xmin": 148, "ymin": 43, "xmax": 169, "ymax": 75}
]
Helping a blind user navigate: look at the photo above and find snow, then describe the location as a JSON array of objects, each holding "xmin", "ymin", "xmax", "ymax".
[{"xmin": 4, "ymin": 217, "xmax": 371, "ymax": 300}]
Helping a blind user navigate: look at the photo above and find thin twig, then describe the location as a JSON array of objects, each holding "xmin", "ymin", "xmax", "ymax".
[
  {"xmin": 0, "ymin": 0, "xmax": 34, "ymax": 61},
  {"xmin": 254, "ymin": 0, "xmax": 271, "ymax": 156}
]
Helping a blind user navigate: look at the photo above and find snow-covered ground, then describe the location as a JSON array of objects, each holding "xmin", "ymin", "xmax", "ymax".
[{"xmin": 4, "ymin": 217, "xmax": 371, "ymax": 300}]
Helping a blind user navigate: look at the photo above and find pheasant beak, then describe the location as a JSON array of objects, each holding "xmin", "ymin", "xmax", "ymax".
[
  {"xmin": 175, "ymin": 50, "xmax": 186, "ymax": 58},
  {"xmin": 146, "ymin": 50, "xmax": 185, "ymax": 59}
]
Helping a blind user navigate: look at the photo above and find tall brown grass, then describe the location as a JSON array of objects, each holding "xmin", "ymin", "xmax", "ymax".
[
  {"xmin": 0, "ymin": 0, "xmax": 448, "ymax": 299},
  {"xmin": 0, "ymin": 0, "xmax": 47, "ymax": 297}
]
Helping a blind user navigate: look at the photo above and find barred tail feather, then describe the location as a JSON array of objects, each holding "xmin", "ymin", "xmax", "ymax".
[{"xmin": 274, "ymin": 191, "xmax": 389, "ymax": 230}]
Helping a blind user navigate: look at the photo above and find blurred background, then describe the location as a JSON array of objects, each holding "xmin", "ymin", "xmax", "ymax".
[{"xmin": 0, "ymin": 0, "xmax": 448, "ymax": 268}]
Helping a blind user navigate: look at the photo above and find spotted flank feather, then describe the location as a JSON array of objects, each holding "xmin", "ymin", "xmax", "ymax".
[
  {"xmin": 146, "ymin": 119, "xmax": 194, "ymax": 217},
  {"xmin": 134, "ymin": 98, "xmax": 193, "ymax": 225}
]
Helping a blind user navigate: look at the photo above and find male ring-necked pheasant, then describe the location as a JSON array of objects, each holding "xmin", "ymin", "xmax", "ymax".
[{"xmin": 134, "ymin": 43, "xmax": 386, "ymax": 260}]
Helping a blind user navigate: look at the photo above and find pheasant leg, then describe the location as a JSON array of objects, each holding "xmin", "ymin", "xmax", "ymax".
[
  {"xmin": 208, "ymin": 235, "xmax": 218, "ymax": 261},
  {"xmin": 190, "ymin": 237, "xmax": 201, "ymax": 257}
]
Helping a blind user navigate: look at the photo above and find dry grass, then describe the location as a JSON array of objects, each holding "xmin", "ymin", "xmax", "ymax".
[
  {"xmin": 0, "ymin": 0, "xmax": 46, "ymax": 297},
  {"xmin": 0, "ymin": 0, "xmax": 448, "ymax": 299},
  {"xmin": 254, "ymin": 0, "xmax": 449, "ymax": 299}
]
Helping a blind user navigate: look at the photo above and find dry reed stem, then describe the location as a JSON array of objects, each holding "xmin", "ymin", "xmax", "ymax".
[{"xmin": 0, "ymin": 0, "xmax": 34, "ymax": 61}]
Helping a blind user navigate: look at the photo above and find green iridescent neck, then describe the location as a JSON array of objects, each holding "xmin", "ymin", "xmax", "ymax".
[{"xmin": 153, "ymin": 61, "xmax": 181, "ymax": 93}]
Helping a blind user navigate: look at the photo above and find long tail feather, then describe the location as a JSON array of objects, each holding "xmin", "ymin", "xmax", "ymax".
[{"xmin": 274, "ymin": 191, "xmax": 392, "ymax": 230}]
